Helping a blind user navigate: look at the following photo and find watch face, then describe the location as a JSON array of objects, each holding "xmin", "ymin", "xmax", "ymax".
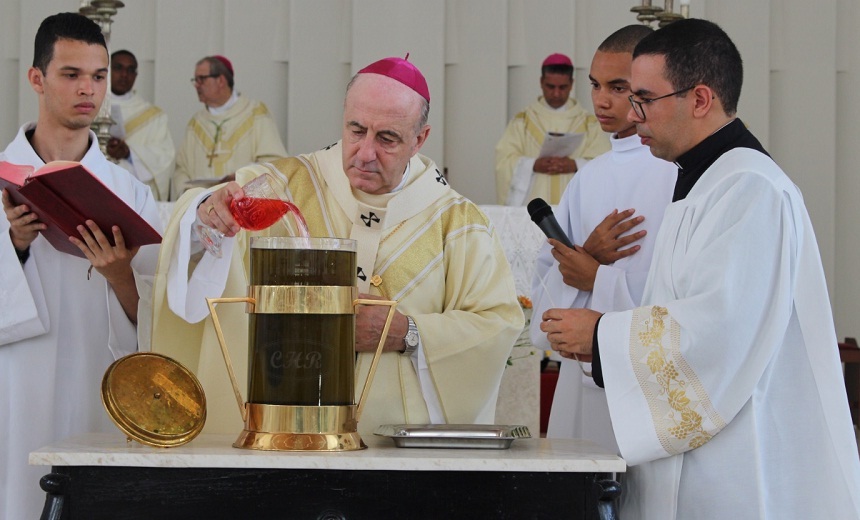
[{"xmin": 405, "ymin": 331, "xmax": 419, "ymax": 348}]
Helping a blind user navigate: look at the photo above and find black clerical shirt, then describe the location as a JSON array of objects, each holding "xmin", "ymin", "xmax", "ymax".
[{"xmin": 591, "ymin": 118, "xmax": 770, "ymax": 388}]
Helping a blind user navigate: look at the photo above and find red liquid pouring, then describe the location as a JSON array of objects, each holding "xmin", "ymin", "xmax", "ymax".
[{"xmin": 230, "ymin": 197, "xmax": 310, "ymax": 236}]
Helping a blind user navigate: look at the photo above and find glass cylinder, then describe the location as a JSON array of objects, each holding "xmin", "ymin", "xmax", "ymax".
[{"xmin": 247, "ymin": 237, "xmax": 357, "ymax": 406}]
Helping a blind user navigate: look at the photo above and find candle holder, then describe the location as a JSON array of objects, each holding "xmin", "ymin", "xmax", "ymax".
[
  {"xmin": 631, "ymin": 0, "xmax": 689, "ymax": 28},
  {"xmin": 79, "ymin": 0, "xmax": 125, "ymax": 158},
  {"xmin": 630, "ymin": 1, "xmax": 664, "ymax": 25}
]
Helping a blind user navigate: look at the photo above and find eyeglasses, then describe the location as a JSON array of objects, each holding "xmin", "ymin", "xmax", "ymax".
[
  {"xmin": 628, "ymin": 86, "xmax": 695, "ymax": 120},
  {"xmin": 190, "ymin": 74, "xmax": 219, "ymax": 85}
]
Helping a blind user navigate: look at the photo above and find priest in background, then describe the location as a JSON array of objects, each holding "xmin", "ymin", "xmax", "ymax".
[
  {"xmin": 539, "ymin": 18, "xmax": 860, "ymax": 519},
  {"xmin": 0, "ymin": 13, "xmax": 161, "ymax": 519},
  {"xmin": 107, "ymin": 49, "xmax": 176, "ymax": 201},
  {"xmin": 149, "ymin": 57, "xmax": 523, "ymax": 438},
  {"xmin": 495, "ymin": 52, "xmax": 610, "ymax": 205},
  {"xmin": 171, "ymin": 55, "xmax": 287, "ymax": 200}
]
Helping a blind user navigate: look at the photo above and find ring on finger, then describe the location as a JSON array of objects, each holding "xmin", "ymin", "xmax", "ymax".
[{"xmin": 207, "ymin": 205, "xmax": 215, "ymax": 215}]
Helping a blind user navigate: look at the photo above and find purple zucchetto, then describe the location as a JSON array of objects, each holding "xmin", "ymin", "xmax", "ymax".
[
  {"xmin": 358, "ymin": 54, "xmax": 430, "ymax": 102},
  {"xmin": 542, "ymin": 53, "xmax": 573, "ymax": 68}
]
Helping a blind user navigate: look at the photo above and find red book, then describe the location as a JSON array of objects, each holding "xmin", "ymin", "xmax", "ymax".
[{"xmin": 0, "ymin": 160, "xmax": 162, "ymax": 258}]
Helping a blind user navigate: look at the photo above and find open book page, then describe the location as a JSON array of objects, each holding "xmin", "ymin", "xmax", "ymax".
[
  {"xmin": 538, "ymin": 132, "xmax": 585, "ymax": 158},
  {"xmin": 109, "ymin": 103, "xmax": 126, "ymax": 139},
  {"xmin": 0, "ymin": 160, "xmax": 161, "ymax": 258}
]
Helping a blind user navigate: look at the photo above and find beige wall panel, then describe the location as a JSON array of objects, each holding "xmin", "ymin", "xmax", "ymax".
[
  {"xmin": 287, "ymin": 0, "xmax": 352, "ymax": 155},
  {"xmin": 1, "ymin": 0, "xmax": 21, "ymax": 145},
  {"xmin": 351, "ymin": 0, "xmax": 446, "ymax": 165},
  {"xmin": 441, "ymin": 0, "xmax": 507, "ymax": 203},
  {"xmin": 834, "ymin": 0, "xmax": 860, "ymax": 340},
  {"xmin": 768, "ymin": 1, "xmax": 837, "ymax": 297},
  {"xmin": 154, "ymin": 0, "xmax": 225, "ymax": 144}
]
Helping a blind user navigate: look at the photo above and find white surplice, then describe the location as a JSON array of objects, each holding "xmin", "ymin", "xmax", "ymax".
[
  {"xmin": 598, "ymin": 148, "xmax": 860, "ymax": 519},
  {"xmin": 0, "ymin": 124, "xmax": 162, "ymax": 520},
  {"xmin": 530, "ymin": 134, "xmax": 676, "ymax": 452}
]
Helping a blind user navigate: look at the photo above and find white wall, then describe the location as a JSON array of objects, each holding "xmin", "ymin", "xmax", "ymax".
[{"xmin": 5, "ymin": 0, "xmax": 860, "ymax": 341}]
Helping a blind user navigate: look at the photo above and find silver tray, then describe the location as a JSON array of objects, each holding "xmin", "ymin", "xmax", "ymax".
[{"xmin": 374, "ymin": 424, "xmax": 531, "ymax": 449}]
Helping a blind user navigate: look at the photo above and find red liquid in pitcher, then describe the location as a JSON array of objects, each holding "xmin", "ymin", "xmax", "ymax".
[{"xmin": 230, "ymin": 197, "xmax": 309, "ymax": 234}]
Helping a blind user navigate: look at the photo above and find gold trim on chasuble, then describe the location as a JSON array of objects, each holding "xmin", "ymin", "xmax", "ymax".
[
  {"xmin": 629, "ymin": 306, "xmax": 726, "ymax": 455},
  {"xmin": 521, "ymin": 111, "xmax": 570, "ymax": 202},
  {"xmin": 189, "ymin": 104, "xmax": 268, "ymax": 174},
  {"xmin": 124, "ymin": 106, "xmax": 162, "ymax": 137}
]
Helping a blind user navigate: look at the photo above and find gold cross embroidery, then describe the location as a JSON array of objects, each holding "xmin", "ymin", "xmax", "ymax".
[{"xmin": 208, "ymin": 118, "xmax": 231, "ymax": 167}]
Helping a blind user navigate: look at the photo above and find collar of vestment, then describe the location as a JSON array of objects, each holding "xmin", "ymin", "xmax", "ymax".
[
  {"xmin": 311, "ymin": 141, "xmax": 450, "ymax": 292},
  {"xmin": 207, "ymin": 91, "xmax": 240, "ymax": 116},
  {"xmin": 672, "ymin": 118, "xmax": 769, "ymax": 202},
  {"xmin": 12, "ymin": 122, "xmax": 105, "ymax": 167},
  {"xmin": 535, "ymin": 96, "xmax": 578, "ymax": 114},
  {"xmin": 610, "ymin": 132, "xmax": 642, "ymax": 154}
]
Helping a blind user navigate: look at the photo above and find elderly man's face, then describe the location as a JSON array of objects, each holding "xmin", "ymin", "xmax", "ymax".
[{"xmin": 342, "ymin": 74, "xmax": 430, "ymax": 195}]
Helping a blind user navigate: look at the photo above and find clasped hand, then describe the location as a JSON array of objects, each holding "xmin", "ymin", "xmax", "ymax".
[{"xmin": 534, "ymin": 156, "xmax": 577, "ymax": 175}]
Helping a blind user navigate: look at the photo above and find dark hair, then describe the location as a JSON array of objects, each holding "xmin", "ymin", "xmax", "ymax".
[
  {"xmin": 200, "ymin": 56, "xmax": 234, "ymax": 89},
  {"xmin": 33, "ymin": 12, "xmax": 106, "ymax": 73},
  {"xmin": 541, "ymin": 64, "xmax": 574, "ymax": 79},
  {"xmin": 598, "ymin": 24, "xmax": 653, "ymax": 54},
  {"xmin": 111, "ymin": 49, "xmax": 137, "ymax": 68},
  {"xmin": 633, "ymin": 18, "xmax": 742, "ymax": 116}
]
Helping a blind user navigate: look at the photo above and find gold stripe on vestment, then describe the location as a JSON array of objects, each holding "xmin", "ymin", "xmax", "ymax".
[{"xmin": 124, "ymin": 106, "xmax": 162, "ymax": 137}]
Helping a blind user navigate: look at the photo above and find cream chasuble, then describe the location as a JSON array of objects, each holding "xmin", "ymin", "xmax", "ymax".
[
  {"xmin": 495, "ymin": 97, "xmax": 610, "ymax": 205},
  {"xmin": 110, "ymin": 92, "xmax": 175, "ymax": 201},
  {"xmin": 172, "ymin": 95, "xmax": 287, "ymax": 200},
  {"xmin": 150, "ymin": 142, "xmax": 522, "ymax": 437}
]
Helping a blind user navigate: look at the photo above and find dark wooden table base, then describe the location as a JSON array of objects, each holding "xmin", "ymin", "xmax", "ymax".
[{"xmin": 41, "ymin": 465, "xmax": 620, "ymax": 520}]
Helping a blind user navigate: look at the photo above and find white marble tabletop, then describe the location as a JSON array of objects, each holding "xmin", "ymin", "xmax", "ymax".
[{"xmin": 30, "ymin": 432, "xmax": 626, "ymax": 473}]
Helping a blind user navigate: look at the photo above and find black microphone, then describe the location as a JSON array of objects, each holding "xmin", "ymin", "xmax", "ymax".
[{"xmin": 527, "ymin": 198, "xmax": 574, "ymax": 249}]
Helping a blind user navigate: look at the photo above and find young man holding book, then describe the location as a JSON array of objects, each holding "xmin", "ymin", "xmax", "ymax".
[{"xmin": 0, "ymin": 12, "xmax": 161, "ymax": 519}]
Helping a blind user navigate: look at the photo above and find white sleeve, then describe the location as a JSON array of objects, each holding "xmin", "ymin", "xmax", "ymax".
[
  {"xmin": 505, "ymin": 157, "xmax": 537, "ymax": 206},
  {"xmin": 166, "ymin": 192, "xmax": 236, "ymax": 323}
]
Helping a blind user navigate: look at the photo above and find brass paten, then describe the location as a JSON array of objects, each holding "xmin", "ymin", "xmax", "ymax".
[{"xmin": 101, "ymin": 352, "xmax": 206, "ymax": 448}]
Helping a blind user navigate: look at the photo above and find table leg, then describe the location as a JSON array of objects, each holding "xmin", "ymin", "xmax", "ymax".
[{"xmin": 39, "ymin": 472, "xmax": 69, "ymax": 520}]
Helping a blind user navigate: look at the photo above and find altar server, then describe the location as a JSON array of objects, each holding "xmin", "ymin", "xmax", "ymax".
[
  {"xmin": 0, "ymin": 13, "xmax": 161, "ymax": 519},
  {"xmin": 530, "ymin": 24, "xmax": 676, "ymax": 454}
]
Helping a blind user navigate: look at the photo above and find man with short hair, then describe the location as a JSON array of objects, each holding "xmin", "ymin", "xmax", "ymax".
[
  {"xmin": 530, "ymin": 24, "xmax": 675, "ymax": 454},
  {"xmin": 0, "ymin": 13, "xmax": 161, "ymax": 519},
  {"xmin": 539, "ymin": 19, "xmax": 860, "ymax": 518},
  {"xmin": 495, "ymin": 52, "xmax": 610, "ymax": 205},
  {"xmin": 108, "ymin": 49, "xmax": 175, "ymax": 201},
  {"xmin": 172, "ymin": 55, "xmax": 287, "ymax": 199},
  {"xmin": 150, "ymin": 57, "xmax": 523, "ymax": 437}
]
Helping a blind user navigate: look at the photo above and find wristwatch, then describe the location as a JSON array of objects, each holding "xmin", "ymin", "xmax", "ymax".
[{"xmin": 402, "ymin": 316, "xmax": 420, "ymax": 356}]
